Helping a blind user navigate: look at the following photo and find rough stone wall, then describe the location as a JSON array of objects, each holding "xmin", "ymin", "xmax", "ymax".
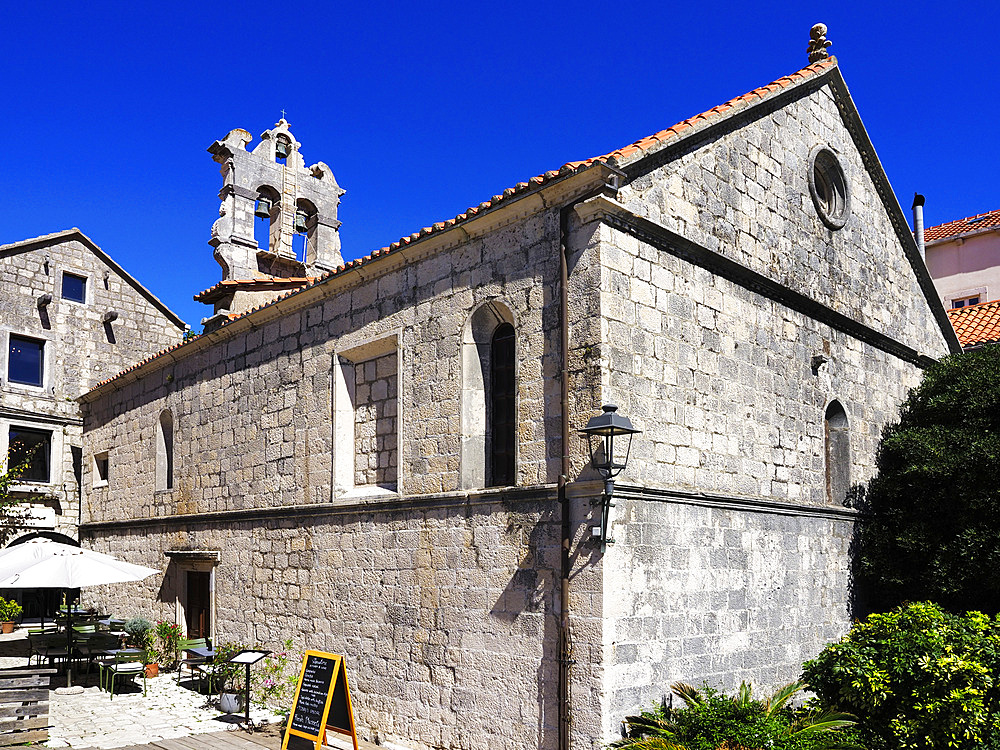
[
  {"xmin": 587, "ymin": 79, "xmax": 953, "ymax": 741},
  {"xmin": 354, "ymin": 351, "xmax": 399, "ymax": 487},
  {"xmin": 83, "ymin": 210, "xmax": 573, "ymax": 523},
  {"xmin": 596, "ymin": 220, "xmax": 928, "ymax": 501},
  {"xmin": 82, "ymin": 206, "xmax": 608, "ymax": 750},
  {"xmin": 82, "ymin": 488, "xmax": 603, "ymax": 750},
  {"xmin": 0, "ymin": 235, "xmax": 183, "ymax": 542},
  {"xmin": 601, "ymin": 498, "xmax": 852, "ymax": 739},
  {"xmin": 617, "ymin": 81, "xmax": 948, "ymax": 360}
]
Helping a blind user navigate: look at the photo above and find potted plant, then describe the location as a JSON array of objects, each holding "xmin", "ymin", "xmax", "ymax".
[
  {"xmin": 214, "ymin": 641, "xmax": 248, "ymax": 714},
  {"xmin": 123, "ymin": 617, "xmax": 157, "ymax": 677},
  {"xmin": 0, "ymin": 596, "xmax": 22, "ymax": 633}
]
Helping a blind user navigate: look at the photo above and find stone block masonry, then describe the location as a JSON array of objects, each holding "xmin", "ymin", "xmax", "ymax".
[
  {"xmin": 0, "ymin": 230, "xmax": 184, "ymax": 543},
  {"xmin": 354, "ymin": 351, "xmax": 398, "ymax": 488}
]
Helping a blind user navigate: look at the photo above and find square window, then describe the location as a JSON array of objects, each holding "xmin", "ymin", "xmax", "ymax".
[
  {"xmin": 62, "ymin": 273, "xmax": 87, "ymax": 303},
  {"xmin": 952, "ymin": 295, "xmax": 982, "ymax": 309},
  {"xmin": 94, "ymin": 451, "xmax": 109, "ymax": 486},
  {"xmin": 8, "ymin": 335, "xmax": 44, "ymax": 386},
  {"xmin": 8, "ymin": 427, "xmax": 51, "ymax": 483}
]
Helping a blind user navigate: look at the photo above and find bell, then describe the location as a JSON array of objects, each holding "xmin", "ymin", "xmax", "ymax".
[
  {"xmin": 294, "ymin": 210, "xmax": 309, "ymax": 233},
  {"xmin": 275, "ymin": 137, "xmax": 291, "ymax": 159},
  {"xmin": 254, "ymin": 197, "xmax": 271, "ymax": 219}
]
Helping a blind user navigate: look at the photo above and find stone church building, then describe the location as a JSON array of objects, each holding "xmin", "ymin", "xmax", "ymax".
[{"xmin": 78, "ymin": 39, "xmax": 958, "ymax": 750}]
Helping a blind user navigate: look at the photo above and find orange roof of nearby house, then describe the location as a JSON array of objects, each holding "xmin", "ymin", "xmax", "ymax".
[
  {"xmin": 90, "ymin": 58, "xmax": 841, "ymax": 390},
  {"xmin": 925, "ymin": 209, "xmax": 1000, "ymax": 244},
  {"xmin": 193, "ymin": 276, "xmax": 316, "ymax": 303},
  {"xmin": 947, "ymin": 299, "xmax": 1000, "ymax": 348}
]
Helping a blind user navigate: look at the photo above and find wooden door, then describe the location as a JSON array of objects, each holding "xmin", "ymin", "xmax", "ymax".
[{"xmin": 185, "ymin": 571, "xmax": 211, "ymax": 639}]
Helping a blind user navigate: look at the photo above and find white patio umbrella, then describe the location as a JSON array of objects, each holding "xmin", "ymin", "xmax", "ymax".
[{"xmin": 0, "ymin": 538, "xmax": 159, "ymax": 688}]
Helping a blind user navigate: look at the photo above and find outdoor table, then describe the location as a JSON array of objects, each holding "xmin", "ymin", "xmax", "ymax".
[{"xmin": 183, "ymin": 646, "xmax": 216, "ymax": 693}]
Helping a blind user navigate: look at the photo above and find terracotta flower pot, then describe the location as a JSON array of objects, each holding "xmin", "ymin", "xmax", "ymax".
[
  {"xmin": 1, "ymin": 622, "xmax": 14, "ymax": 634},
  {"xmin": 145, "ymin": 663, "xmax": 159, "ymax": 678}
]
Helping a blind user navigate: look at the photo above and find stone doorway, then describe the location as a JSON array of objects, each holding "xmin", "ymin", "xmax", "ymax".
[{"xmin": 185, "ymin": 570, "xmax": 211, "ymax": 639}]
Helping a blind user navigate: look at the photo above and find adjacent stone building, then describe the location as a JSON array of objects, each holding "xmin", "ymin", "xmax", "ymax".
[
  {"xmin": 0, "ymin": 229, "xmax": 185, "ymax": 567},
  {"xmin": 79, "ymin": 43, "xmax": 958, "ymax": 750}
]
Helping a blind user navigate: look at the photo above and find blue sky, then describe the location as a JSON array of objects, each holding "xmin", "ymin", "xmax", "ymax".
[{"xmin": 4, "ymin": 1, "xmax": 998, "ymax": 329}]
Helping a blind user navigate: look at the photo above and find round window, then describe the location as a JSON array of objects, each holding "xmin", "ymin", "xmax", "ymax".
[{"xmin": 808, "ymin": 147, "xmax": 850, "ymax": 229}]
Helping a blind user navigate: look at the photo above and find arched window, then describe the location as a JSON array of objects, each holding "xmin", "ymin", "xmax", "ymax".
[
  {"xmin": 490, "ymin": 323, "xmax": 516, "ymax": 486},
  {"xmin": 156, "ymin": 409, "xmax": 174, "ymax": 491},
  {"xmin": 460, "ymin": 303, "xmax": 517, "ymax": 489},
  {"xmin": 254, "ymin": 186, "xmax": 280, "ymax": 254},
  {"xmin": 825, "ymin": 400, "xmax": 849, "ymax": 504},
  {"xmin": 294, "ymin": 198, "xmax": 317, "ymax": 264}
]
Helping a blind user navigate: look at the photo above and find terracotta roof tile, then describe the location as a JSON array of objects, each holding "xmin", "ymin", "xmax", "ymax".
[
  {"xmin": 193, "ymin": 276, "xmax": 316, "ymax": 302},
  {"xmin": 925, "ymin": 209, "xmax": 1000, "ymax": 243},
  {"xmin": 89, "ymin": 58, "xmax": 837, "ymax": 393},
  {"xmin": 947, "ymin": 299, "xmax": 1000, "ymax": 348}
]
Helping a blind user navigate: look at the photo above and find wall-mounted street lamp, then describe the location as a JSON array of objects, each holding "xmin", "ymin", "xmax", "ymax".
[{"xmin": 579, "ymin": 404, "xmax": 641, "ymax": 549}]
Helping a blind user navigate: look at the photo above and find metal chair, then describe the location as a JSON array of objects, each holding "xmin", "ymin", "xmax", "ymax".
[
  {"xmin": 29, "ymin": 634, "xmax": 68, "ymax": 668},
  {"xmin": 101, "ymin": 649, "xmax": 146, "ymax": 698},
  {"xmin": 176, "ymin": 637, "xmax": 209, "ymax": 686},
  {"xmin": 77, "ymin": 633, "xmax": 120, "ymax": 675}
]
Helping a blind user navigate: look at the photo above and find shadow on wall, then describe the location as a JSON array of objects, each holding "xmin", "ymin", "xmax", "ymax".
[{"xmin": 844, "ymin": 482, "xmax": 874, "ymax": 619}]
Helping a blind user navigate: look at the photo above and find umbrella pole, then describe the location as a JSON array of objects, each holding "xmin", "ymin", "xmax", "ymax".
[{"xmin": 65, "ymin": 589, "xmax": 73, "ymax": 688}]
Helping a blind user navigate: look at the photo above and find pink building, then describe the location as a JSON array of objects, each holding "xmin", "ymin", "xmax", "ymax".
[{"xmin": 925, "ymin": 209, "xmax": 1000, "ymax": 310}]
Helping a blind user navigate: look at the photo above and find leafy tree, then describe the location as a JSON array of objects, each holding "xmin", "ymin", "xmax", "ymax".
[
  {"xmin": 0, "ymin": 447, "xmax": 34, "ymax": 545},
  {"xmin": 854, "ymin": 344, "xmax": 1000, "ymax": 613}
]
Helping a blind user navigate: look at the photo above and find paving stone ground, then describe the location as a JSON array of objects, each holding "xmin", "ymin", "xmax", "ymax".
[{"xmin": 0, "ymin": 630, "xmax": 282, "ymax": 749}]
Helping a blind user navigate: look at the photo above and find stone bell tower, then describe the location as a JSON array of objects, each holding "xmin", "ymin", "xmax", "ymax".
[{"xmin": 206, "ymin": 119, "xmax": 345, "ymax": 283}]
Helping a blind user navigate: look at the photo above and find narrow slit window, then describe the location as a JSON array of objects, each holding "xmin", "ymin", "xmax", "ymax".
[
  {"xmin": 490, "ymin": 322, "xmax": 516, "ymax": 486},
  {"xmin": 825, "ymin": 401, "xmax": 850, "ymax": 504},
  {"xmin": 156, "ymin": 410, "xmax": 174, "ymax": 490},
  {"xmin": 94, "ymin": 452, "xmax": 110, "ymax": 486}
]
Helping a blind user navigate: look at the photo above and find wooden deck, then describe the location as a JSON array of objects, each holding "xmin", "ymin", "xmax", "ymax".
[
  {"xmin": 101, "ymin": 727, "xmax": 283, "ymax": 750},
  {"xmin": 101, "ymin": 725, "xmax": 380, "ymax": 750}
]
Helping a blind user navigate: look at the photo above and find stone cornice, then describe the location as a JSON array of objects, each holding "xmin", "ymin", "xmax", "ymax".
[
  {"xmin": 576, "ymin": 194, "xmax": 940, "ymax": 369},
  {"xmin": 613, "ymin": 483, "xmax": 858, "ymax": 521},
  {"xmin": 78, "ymin": 484, "xmax": 560, "ymax": 532}
]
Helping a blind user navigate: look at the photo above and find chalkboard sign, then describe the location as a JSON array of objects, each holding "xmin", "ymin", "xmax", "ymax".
[{"xmin": 282, "ymin": 651, "xmax": 357, "ymax": 750}]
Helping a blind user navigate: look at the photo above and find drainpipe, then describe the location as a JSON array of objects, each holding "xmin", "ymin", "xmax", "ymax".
[
  {"xmin": 912, "ymin": 193, "xmax": 926, "ymax": 261},
  {"xmin": 558, "ymin": 205, "xmax": 573, "ymax": 750},
  {"xmin": 556, "ymin": 167, "xmax": 623, "ymax": 750}
]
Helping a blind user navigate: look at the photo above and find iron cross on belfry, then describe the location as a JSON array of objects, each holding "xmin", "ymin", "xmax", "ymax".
[{"xmin": 280, "ymin": 109, "xmax": 287, "ymax": 120}]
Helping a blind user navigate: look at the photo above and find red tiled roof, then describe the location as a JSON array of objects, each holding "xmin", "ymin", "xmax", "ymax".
[
  {"xmin": 925, "ymin": 209, "xmax": 1000, "ymax": 244},
  {"xmin": 193, "ymin": 276, "xmax": 316, "ymax": 302},
  {"xmin": 91, "ymin": 58, "xmax": 837, "ymax": 391},
  {"xmin": 947, "ymin": 299, "xmax": 1000, "ymax": 348}
]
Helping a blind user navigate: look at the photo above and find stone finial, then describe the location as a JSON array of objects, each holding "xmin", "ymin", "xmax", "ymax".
[{"xmin": 807, "ymin": 23, "xmax": 831, "ymax": 63}]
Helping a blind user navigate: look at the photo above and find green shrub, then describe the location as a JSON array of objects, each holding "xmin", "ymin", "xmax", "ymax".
[
  {"xmin": 214, "ymin": 641, "xmax": 250, "ymax": 694},
  {"xmin": 802, "ymin": 601, "xmax": 1000, "ymax": 749},
  {"xmin": 123, "ymin": 616, "xmax": 154, "ymax": 659},
  {"xmin": 612, "ymin": 681, "xmax": 857, "ymax": 750}
]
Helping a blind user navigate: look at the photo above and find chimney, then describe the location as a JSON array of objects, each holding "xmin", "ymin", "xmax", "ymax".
[{"xmin": 912, "ymin": 193, "xmax": 926, "ymax": 260}]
